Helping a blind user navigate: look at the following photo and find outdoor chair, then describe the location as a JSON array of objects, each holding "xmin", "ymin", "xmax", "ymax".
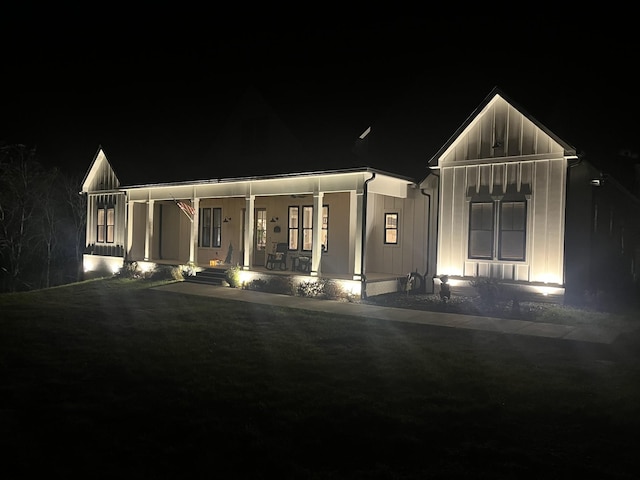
[{"xmin": 266, "ymin": 242, "xmax": 288, "ymax": 270}]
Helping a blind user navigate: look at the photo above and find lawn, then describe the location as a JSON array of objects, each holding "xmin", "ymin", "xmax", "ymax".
[{"xmin": 1, "ymin": 277, "xmax": 640, "ymax": 479}]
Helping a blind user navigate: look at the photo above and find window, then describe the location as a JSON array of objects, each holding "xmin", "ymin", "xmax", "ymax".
[
  {"xmin": 468, "ymin": 200, "xmax": 527, "ymax": 261},
  {"xmin": 288, "ymin": 206, "xmax": 299, "ymax": 250},
  {"xmin": 199, "ymin": 207, "xmax": 222, "ymax": 248},
  {"xmin": 384, "ymin": 213, "xmax": 398, "ymax": 244},
  {"xmin": 97, "ymin": 206, "xmax": 114, "ymax": 243},
  {"xmin": 289, "ymin": 205, "xmax": 329, "ymax": 251},
  {"xmin": 302, "ymin": 206, "xmax": 313, "ymax": 251},
  {"xmin": 499, "ymin": 201, "xmax": 526, "ymax": 261},
  {"xmin": 469, "ymin": 203, "xmax": 494, "ymax": 259},
  {"xmin": 322, "ymin": 206, "xmax": 328, "ymax": 252},
  {"xmin": 255, "ymin": 209, "xmax": 267, "ymax": 250}
]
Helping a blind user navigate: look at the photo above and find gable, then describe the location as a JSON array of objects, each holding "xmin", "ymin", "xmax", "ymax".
[
  {"xmin": 81, "ymin": 147, "xmax": 120, "ymax": 192},
  {"xmin": 429, "ymin": 88, "xmax": 577, "ymax": 168}
]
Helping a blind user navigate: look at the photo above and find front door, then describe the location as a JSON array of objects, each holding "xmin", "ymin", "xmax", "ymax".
[{"xmin": 254, "ymin": 208, "xmax": 267, "ymax": 266}]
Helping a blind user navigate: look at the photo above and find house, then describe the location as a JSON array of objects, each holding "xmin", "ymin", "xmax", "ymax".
[
  {"xmin": 422, "ymin": 87, "xmax": 640, "ymax": 305},
  {"xmin": 81, "ymin": 87, "xmax": 640, "ymax": 304}
]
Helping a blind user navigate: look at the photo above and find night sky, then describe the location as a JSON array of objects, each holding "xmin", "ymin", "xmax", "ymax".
[{"xmin": 2, "ymin": 9, "xmax": 638, "ymax": 190}]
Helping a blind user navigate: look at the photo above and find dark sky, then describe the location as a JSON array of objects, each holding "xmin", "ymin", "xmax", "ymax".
[{"xmin": 2, "ymin": 8, "xmax": 638, "ymax": 189}]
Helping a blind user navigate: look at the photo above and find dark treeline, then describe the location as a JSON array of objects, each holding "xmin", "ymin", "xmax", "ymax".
[{"xmin": 0, "ymin": 144, "xmax": 86, "ymax": 293}]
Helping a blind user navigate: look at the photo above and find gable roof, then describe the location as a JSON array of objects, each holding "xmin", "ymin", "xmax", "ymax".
[
  {"xmin": 428, "ymin": 86, "xmax": 578, "ymax": 168},
  {"xmin": 81, "ymin": 146, "xmax": 120, "ymax": 192}
]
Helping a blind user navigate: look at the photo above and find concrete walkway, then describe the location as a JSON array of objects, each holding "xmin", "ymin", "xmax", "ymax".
[{"xmin": 154, "ymin": 282, "xmax": 637, "ymax": 345}]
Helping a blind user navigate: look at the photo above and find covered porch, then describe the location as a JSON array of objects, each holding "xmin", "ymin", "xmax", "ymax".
[
  {"xmin": 118, "ymin": 169, "xmax": 433, "ymax": 298},
  {"xmin": 150, "ymin": 258, "xmax": 411, "ymax": 298}
]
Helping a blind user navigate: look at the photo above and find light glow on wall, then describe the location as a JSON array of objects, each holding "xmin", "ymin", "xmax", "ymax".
[
  {"xmin": 335, "ymin": 279, "xmax": 361, "ymax": 297},
  {"xmin": 433, "ymin": 276, "xmax": 464, "ymax": 287},
  {"xmin": 239, "ymin": 270, "xmax": 259, "ymax": 285},
  {"xmin": 137, "ymin": 261, "xmax": 156, "ymax": 274},
  {"xmin": 532, "ymin": 285, "xmax": 564, "ymax": 297},
  {"xmin": 438, "ymin": 267, "xmax": 463, "ymax": 277},
  {"xmin": 535, "ymin": 273, "xmax": 562, "ymax": 285},
  {"xmin": 83, "ymin": 255, "xmax": 124, "ymax": 274}
]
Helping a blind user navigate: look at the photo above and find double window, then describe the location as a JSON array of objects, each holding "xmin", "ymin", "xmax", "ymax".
[
  {"xmin": 97, "ymin": 206, "xmax": 114, "ymax": 243},
  {"xmin": 469, "ymin": 201, "xmax": 526, "ymax": 261},
  {"xmin": 288, "ymin": 205, "xmax": 328, "ymax": 252},
  {"xmin": 199, "ymin": 207, "xmax": 222, "ymax": 248}
]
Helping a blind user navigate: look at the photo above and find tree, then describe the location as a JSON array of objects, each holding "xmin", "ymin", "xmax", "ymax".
[
  {"xmin": 60, "ymin": 172, "xmax": 86, "ymax": 282},
  {"xmin": 0, "ymin": 144, "xmax": 46, "ymax": 291},
  {"xmin": 39, "ymin": 168, "xmax": 63, "ymax": 288}
]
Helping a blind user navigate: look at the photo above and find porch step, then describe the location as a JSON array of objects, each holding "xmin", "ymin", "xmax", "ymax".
[{"xmin": 184, "ymin": 267, "xmax": 228, "ymax": 285}]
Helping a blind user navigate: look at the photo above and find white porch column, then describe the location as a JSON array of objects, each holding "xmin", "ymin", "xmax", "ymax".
[
  {"xmin": 189, "ymin": 197, "xmax": 200, "ymax": 264},
  {"xmin": 243, "ymin": 195, "xmax": 255, "ymax": 270},
  {"xmin": 352, "ymin": 187, "xmax": 365, "ymax": 280},
  {"xmin": 86, "ymin": 194, "xmax": 94, "ymax": 248},
  {"xmin": 144, "ymin": 199, "xmax": 154, "ymax": 261},
  {"xmin": 125, "ymin": 198, "xmax": 134, "ymax": 260},
  {"xmin": 310, "ymin": 191, "xmax": 324, "ymax": 276}
]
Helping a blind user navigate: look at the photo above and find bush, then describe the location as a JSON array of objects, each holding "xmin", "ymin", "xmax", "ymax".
[
  {"xmin": 179, "ymin": 262, "xmax": 198, "ymax": 278},
  {"xmin": 263, "ymin": 275, "xmax": 295, "ymax": 295},
  {"xmin": 119, "ymin": 262, "xmax": 141, "ymax": 279},
  {"xmin": 244, "ymin": 276, "xmax": 296, "ymax": 295},
  {"xmin": 323, "ymin": 280, "xmax": 346, "ymax": 300},
  {"xmin": 297, "ymin": 279, "xmax": 326, "ymax": 298},
  {"xmin": 119, "ymin": 262, "xmax": 181, "ymax": 281},
  {"xmin": 469, "ymin": 277, "xmax": 505, "ymax": 312},
  {"xmin": 149, "ymin": 265, "xmax": 182, "ymax": 281},
  {"xmin": 225, "ymin": 265, "xmax": 241, "ymax": 288},
  {"xmin": 245, "ymin": 278, "xmax": 268, "ymax": 292}
]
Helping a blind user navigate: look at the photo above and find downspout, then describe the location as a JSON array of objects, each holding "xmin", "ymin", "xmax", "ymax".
[
  {"xmin": 361, "ymin": 171, "xmax": 376, "ymax": 299},
  {"xmin": 420, "ymin": 167, "xmax": 440, "ymax": 294},
  {"xmin": 419, "ymin": 188, "xmax": 432, "ymax": 293}
]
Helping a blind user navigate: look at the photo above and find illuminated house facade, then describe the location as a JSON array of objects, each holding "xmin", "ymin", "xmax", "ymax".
[
  {"xmin": 81, "ymin": 87, "xmax": 640, "ymax": 302},
  {"xmin": 81, "ymin": 152, "xmax": 436, "ymax": 298},
  {"xmin": 422, "ymin": 87, "xmax": 639, "ymax": 303}
]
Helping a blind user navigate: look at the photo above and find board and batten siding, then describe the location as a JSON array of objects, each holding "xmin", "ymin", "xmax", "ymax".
[
  {"xmin": 365, "ymin": 189, "xmax": 429, "ymax": 276},
  {"xmin": 435, "ymin": 93, "xmax": 570, "ymax": 287},
  {"xmin": 437, "ymin": 158, "xmax": 567, "ymax": 284}
]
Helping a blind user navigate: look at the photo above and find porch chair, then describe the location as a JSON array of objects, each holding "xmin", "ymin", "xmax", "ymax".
[{"xmin": 266, "ymin": 242, "xmax": 289, "ymax": 270}]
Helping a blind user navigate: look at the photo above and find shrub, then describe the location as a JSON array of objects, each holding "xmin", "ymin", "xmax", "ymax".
[
  {"xmin": 119, "ymin": 261, "xmax": 141, "ymax": 279},
  {"xmin": 225, "ymin": 265, "xmax": 241, "ymax": 288},
  {"xmin": 148, "ymin": 265, "xmax": 181, "ymax": 281},
  {"xmin": 180, "ymin": 262, "xmax": 198, "ymax": 278},
  {"xmin": 245, "ymin": 278, "xmax": 268, "ymax": 292},
  {"xmin": 119, "ymin": 262, "xmax": 180, "ymax": 281},
  {"xmin": 469, "ymin": 276, "xmax": 505, "ymax": 311},
  {"xmin": 297, "ymin": 279, "xmax": 326, "ymax": 298},
  {"xmin": 263, "ymin": 275, "xmax": 294, "ymax": 295},
  {"xmin": 323, "ymin": 280, "xmax": 346, "ymax": 300}
]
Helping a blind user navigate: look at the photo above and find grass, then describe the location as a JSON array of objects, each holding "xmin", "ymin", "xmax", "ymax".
[
  {"xmin": 364, "ymin": 291, "xmax": 639, "ymax": 328},
  {"xmin": 1, "ymin": 277, "xmax": 640, "ymax": 479}
]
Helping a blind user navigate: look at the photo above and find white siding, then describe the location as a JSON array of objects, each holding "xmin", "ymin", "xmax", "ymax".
[{"xmin": 365, "ymin": 190, "xmax": 429, "ymax": 276}]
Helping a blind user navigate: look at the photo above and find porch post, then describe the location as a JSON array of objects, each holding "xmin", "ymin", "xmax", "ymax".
[
  {"xmin": 352, "ymin": 186, "xmax": 365, "ymax": 280},
  {"xmin": 86, "ymin": 194, "xmax": 94, "ymax": 248},
  {"xmin": 125, "ymin": 198, "xmax": 134, "ymax": 261},
  {"xmin": 144, "ymin": 199, "xmax": 154, "ymax": 261},
  {"xmin": 189, "ymin": 197, "xmax": 200, "ymax": 264},
  {"xmin": 243, "ymin": 195, "xmax": 255, "ymax": 270},
  {"xmin": 310, "ymin": 191, "xmax": 324, "ymax": 276}
]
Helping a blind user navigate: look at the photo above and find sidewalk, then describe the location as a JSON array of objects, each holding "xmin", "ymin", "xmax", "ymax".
[{"xmin": 154, "ymin": 282, "xmax": 637, "ymax": 345}]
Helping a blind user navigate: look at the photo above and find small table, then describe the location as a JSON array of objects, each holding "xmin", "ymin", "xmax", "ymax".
[{"xmin": 291, "ymin": 255, "xmax": 311, "ymax": 273}]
